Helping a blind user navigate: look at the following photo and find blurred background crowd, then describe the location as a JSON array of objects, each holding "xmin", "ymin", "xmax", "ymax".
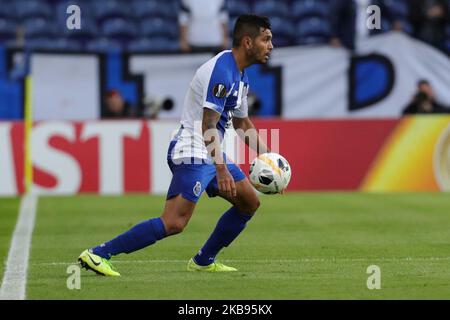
[{"xmin": 0, "ymin": 0, "xmax": 448, "ymax": 55}]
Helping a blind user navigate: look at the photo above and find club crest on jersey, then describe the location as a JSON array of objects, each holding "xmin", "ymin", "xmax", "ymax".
[
  {"xmin": 193, "ymin": 181, "xmax": 202, "ymax": 197},
  {"xmin": 213, "ymin": 83, "xmax": 227, "ymax": 98}
]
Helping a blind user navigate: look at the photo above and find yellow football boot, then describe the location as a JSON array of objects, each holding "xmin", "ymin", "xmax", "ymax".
[
  {"xmin": 187, "ymin": 258, "xmax": 237, "ymax": 272},
  {"xmin": 78, "ymin": 249, "xmax": 120, "ymax": 277}
]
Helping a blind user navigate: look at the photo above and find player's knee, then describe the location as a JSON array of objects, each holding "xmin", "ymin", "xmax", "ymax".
[
  {"xmin": 242, "ymin": 198, "xmax": 260, "ymax": 215},
  {"xmin": 252, "ymin": 198, "xmax": 261, "ymax": 213},
  {"xmin": 165, "ymin": 219, "xmax": 188, "ymax": 235}
]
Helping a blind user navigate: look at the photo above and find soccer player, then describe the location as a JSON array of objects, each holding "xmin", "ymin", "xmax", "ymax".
[{"xmin": 78, "ymin": 14, "xmax": 274, "ymax": 276}]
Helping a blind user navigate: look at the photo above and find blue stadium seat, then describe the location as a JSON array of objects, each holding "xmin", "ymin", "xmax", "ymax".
[
  {"xmin": 51, "ymin": 38, "xmax": 83, "ymax": 51},
  {"xmin": 294, "ymin": 35, "xmax": 329, "ymax": 46},
  {"xmin": 379, "ymin": 18, "xmax": 392, "ymax": 33},
  {"xmin": 25, "ymin": 37, "xmax": 83, "ymax": 51},
  {"xmin": 383, "ymin": 0, "xmax": 409, "ymax": 20},
  {"xmin": 270, "ymin": 16, "xmax": 293, "ymax": 46},
  {"xmin": 24, "ymin": 37, "xmax": 54, "ymax": 50},
  {"xmin": 272, "ymin": 37, "xmax": 292, "ymax": 47},
  {"xmin": 85, "ymin": 37, "xmax": 123, "ymax": 52},
  {"xmin": 127, "ymin": 38, "xmax": 154, "ymax": 52},
  {"xmin": 56, "ymin": 1, "xmax": 96, "ymax": 26},
  {"xmin": 132, "ymin": 0, "xmax": 178, "ymax": 19},
  {"xmin": 24, "ymin": 18, "xmax": 57, "ymax": 38},
  {"xmin": 0, "ymin": 2, "xmax": 16, "ymax": 19},
  {"xmin": 93, "ymin": 0, "xmax": 132, "ymax": 23},
  {"xmin": 0, "ymin": 18, "xmax": 17, "ymax": 41},
  {"xmin": 378, "ymin": 17, "xmax": 412, "ymax": 35},
  {"xmin": 140, "ymin": 18, "xmax": 178, "ymax": 39},
  {"xmin": 296, "ymin": 17, "xmax": 331, "ymax": 37},
  {"xmin": 127, "ymin": 37, "xmax": 180, "ymax": 52},
  {"xmin": 60, "ymin": 16, "xmax": 98, "ymax": 41},
  {"xmin": 14, "ymin": 0, "xmax": 53, "ymax": 20},
  {"xmin": 295, "ymin": 17, "xmax": 331, "ymax": 45},
  {"xmin": 101, "ymin": 18, "xmax": 138, "ymax": 40},
  {"xmin": 253, "ymin": 0, "xmax": 290, "ymax": 18},
  {"xmin": 292, "ymin": 0, "xmax": 330, "ymax": 20},
  {"xmin": 270, "ymin": 16, "xmax": 294, "ymax": 38},
  {"xmin": 226, "ymin": 0, "xmax": 252, "ymax": 17}
]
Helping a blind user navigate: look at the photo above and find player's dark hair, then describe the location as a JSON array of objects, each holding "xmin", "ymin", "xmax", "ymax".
[{"xmin": 232, "ymin": 14, "xmax": 271, "ymax": 48}]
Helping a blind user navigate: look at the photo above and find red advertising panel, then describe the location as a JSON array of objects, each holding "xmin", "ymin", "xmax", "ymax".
[{"xmin": 2, "ymin": 117, "xmax": 449, "ymax": 196}]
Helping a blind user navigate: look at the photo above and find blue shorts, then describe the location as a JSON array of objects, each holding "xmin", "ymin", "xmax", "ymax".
[{"xmin": 166, "ymin": 141, "xmax": 246, "ymax": 203}]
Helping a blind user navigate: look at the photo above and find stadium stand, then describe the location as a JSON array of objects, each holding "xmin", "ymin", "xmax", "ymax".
[
  {"xmin": 253, "ymin": 0, "xmax": 290, "ymax": 18},
  {"xmin": 253, "ymin": 0, "xmax": 293, "ymax": 47},
  {"xmin": 140, "ymin": 18, "xmax": 178, "ymax": 39},
  {"xmin": 85, "ymin": 37, "xmax": 123, "ymax": 52},
  {"xmin": 127, "ymin": 37, "xmax": 180, "ymax": 52},
  {"xmin": 25, "ymin": 37, "xmax": 82, "ymax": 51},
  {"xmin": 132, "ymin": 0, "xmax": 179, "ymax": 20},
  {"xmin": 0, "ymin": 18, "xmax": 17, "ymax": 42},
  {"xmin": 92, "ymin": 0, "xmax": 134, "ymax": 26},
  {"xmin": 100, "ymin": 18, "xmax": 138, "ymax": 42},
  {"xmin": 14, "ymin": 0, "xmax": 53, "ymax": 20},
  {"xmin": 292, "ymin": 0, "xmax": 332, "ymax": 45},
  {"xmin": 295, "ymin": 17, "xmax": 331, "ymax": 45},
  {"xmin": 24, "ymin": 17, "xmax": 57, "ymax": 39},
  {"xmin": 0, "ymin": 0, "xmax": 448, "ymax": 54},
  {"xmin": 270, "ymin": 16, "xmax": 294, "ymax": 47},
  {"xmin": 292, "ymin": 0, "xmax": 330, "ymax": 20},
  {"xmin": 59, "ymin": 16, "xmax": 98, "ymax": 44}
]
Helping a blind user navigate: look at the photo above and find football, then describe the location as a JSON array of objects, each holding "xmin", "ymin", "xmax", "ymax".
[{"xmin": 249, "ymin": 153, "xmax": 292, "ymax": 194}]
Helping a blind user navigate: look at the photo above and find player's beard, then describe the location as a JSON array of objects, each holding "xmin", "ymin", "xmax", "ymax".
[{"xmin": 246, "ymin": 46, "xmax": 267, "ymax": 65}]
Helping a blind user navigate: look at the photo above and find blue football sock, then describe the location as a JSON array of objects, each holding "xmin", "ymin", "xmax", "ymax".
[
  {"xmin": 194, "ymin": 207, "xmax": 252, "ymax": 266},
  {"xmin": 91, "ymin": 217, "xmax": 166, "ymax": 259}
]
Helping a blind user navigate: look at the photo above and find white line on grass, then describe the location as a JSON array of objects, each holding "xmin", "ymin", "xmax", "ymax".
[
  {"xmin": 34, "ymin": 256, "xmax": 450, "ymax": 266},
  {"xmin": 0, "ymin": 194, "xmax": 38, "ymax": 300}
]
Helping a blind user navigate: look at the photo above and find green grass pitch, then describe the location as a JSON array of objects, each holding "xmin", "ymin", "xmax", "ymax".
[
  {"xmin": 2, "ymin": 193, "xmax": 450, "ymax": 299},
  {"xmin": 0, "ymin": 198, "xmax": 20, "ymax": 280}
]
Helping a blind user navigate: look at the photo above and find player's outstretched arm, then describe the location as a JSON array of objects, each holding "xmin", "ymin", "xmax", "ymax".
[
  {"xmin": 203, "ymin": 108, "xmax": 236, "ymax": 198},
  {"xmin": 233, "ymin": 116, "xmax": 271, "ymax": 155}
]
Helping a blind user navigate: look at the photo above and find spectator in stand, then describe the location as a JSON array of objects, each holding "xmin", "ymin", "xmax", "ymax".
[
  {"xmin": 102, "ymin": 89, "xmax": 138, "ymax": 119},
  {"xmin": 410, "ymin": 0, "xmax": 449, "ymax": 51},
  {"xmin": 403, "ymin": 80, "xmax": 450, "ymax": 115},
  {"xmin": 329, "ymin": 0, "xmax": 356, "ymax": 50},
  {"xmin": 178, "ymin": 0, "xmax": 230, "ymax": 53}
]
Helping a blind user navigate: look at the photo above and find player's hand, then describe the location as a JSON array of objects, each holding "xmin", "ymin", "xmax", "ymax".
[{"xmin": 216, "ymin": 165, "xmax": 236, "ymax": 198}]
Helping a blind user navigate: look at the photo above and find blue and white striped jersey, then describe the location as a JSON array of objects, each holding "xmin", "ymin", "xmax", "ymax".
[{"xmin": 171, "ymin": 50, "xmax": 249, "ymax": 160}]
